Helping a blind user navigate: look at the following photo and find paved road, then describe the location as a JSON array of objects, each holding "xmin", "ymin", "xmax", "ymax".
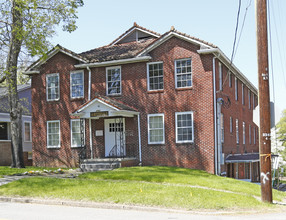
[{"xmin": 0, "ymin": 202, "xmax": 286, "ymax": 220}]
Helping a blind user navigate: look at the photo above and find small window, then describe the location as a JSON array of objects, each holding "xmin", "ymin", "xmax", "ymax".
[
  {"xmin": 219, "ymin": 62, "xmax": 223, "ymax": 91},
  {"xmin": 70, "ymin": 71, "xmax": 84, "ymax": 98},
  {"xmin": 253, "ymin": 127, "xmax": 256, "ymax": 144},
  {"xmin": 46, "ymin": 73, "xmax": 59, "ymax": 101},
  {"xmin": 221, "ymin": 113, "xmax": 224, "ymax": 143},
  {"xmin": 248, "ymin": 89, "xmax": 251, "ymax": 109},
  {"xmin": 236, "ymin": 119, "xmax": 239, "ymax": 144},
  {"xmin": 230, "ymin": 117, "xmax": 233, "ymax": 133},
  {"xmin": 0, "ymin": 122, "xmax": 8, "ymax": 140},
  {"xmin": 243, "ymin": 122, "xmax": 246, "ymax": 145},
  {"xmin": 24, "ymin": 122, "xmax": 31, "ymax": 142},
  {"xmin": 235, "ymin": 77, "xmax": 238, "ymax": 101},
  {"xmin": 106, "ymin": 66, "xmax": 121, "ymax": 95},
  {"xmin": 71, "ymin": 119, "xmax": 84, "ymax": 148},
  {"xmin": 175, "ymin": 58, "xmax": 192, "ymax": 88},
  {"xmin": 176, "ymin": 111, "xmax": 194, "ymax": 143},
  {"xmin": 242, "ymin": 84, "xmax": 244, "ymax": 105},
  {"xmin": 147, "ymin": 62, "xmax": 164, "ymax": 91},
  {"xmin": 109, "ymin": 122, "xmax": 123, "ymax": 132},
  {"xmin": 148, "ymin": 114, "xmax": 165, "ymax": 144},
  {"xmin": 249, "ymin": 124, "xmax": 252, "ymax": 144},
  {"xmin": 229, "ymin": 72, "xmax": 232, "ymax": 87},
  {"xmin": 47, "ymin": 120, "xmax": 60, "ymax": 148},
  {"xmin": 253, "ymin": 93, "xmax": 255, "ymax": 110}
]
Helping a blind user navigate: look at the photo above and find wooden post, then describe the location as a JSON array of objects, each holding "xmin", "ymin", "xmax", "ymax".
[{"xmin": 255, "ymin": 0, "xmax": 273, "ymax": 203}]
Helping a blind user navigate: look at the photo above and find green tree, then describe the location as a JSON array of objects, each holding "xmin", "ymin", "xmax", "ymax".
[
  {"xmin": 276, "ymin": 109, "xmax": 286, "ymax": 161},
  {"xmin": 0, "ymin": 0, "xmax": 84, "ymax": 168}
]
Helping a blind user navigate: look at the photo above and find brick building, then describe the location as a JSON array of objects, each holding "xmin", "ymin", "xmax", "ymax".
[{"xmin": 25, "ymin": 23, "xmax": 259, "ymax": 181}]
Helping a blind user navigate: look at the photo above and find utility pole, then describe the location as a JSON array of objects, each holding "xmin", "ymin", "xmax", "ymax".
[{"xmin": 255, "ymin": 0, "xmax": 273, "ymax": 203}]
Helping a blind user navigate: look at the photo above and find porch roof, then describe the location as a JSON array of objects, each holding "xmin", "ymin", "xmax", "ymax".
[
  {"xmin": 225, "ymin": 153, "xmax": 260, "ymax": 163},
  {"xmin": 71, "ymin": 94, "xmax": 139, "ymax": 119}
]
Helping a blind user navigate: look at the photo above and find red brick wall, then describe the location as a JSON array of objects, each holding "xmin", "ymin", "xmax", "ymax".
[{"xmin": 0, "ymin": 141, "xmax": 12, "ymax": 166}]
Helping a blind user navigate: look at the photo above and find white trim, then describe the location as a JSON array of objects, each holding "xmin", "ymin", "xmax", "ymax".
[
  {"xmin": 106, "ymin": 66, "xmax": 122, "ymax": 96},
  {"xmin": 47, "ymin": 120, "xmax": 61, "ymax": 148},
  {"xmin": 89, "ymin": 119, "xmax": 93, "ymax": 159},
  {"xmin": 137, "ymin": 114, "xmax": 142, "ymax": 163},
  {"xmin": 175, "ymin": 111, "xmax": 194, "ymax": 143},
  {"xmin": 70, "ymin": 119, "xmax": 84, "ymax": 148},
  {"xmin": 23, "ymin": 121, "xmax": 32, "ymax": 142},
  {"xmin": 174, "ymin": 58, "xmax": 192, "ymax": 89},
  {"xmin": 46, "ymin": 73, "xmax": 60, "ymax": 101},
  {"xmin": 147, "ymin": 61, "xmax": 164, "ymax": 91},
  {"xmin": 70, "ymin": 70, "xmax": 84, "ymax": 99},
  {"xmin": 24, "ymin": 70, "xmax": 40, "ymax": 75},
  {"xmin": 75, "ymin": 56, "xmax": 152, "ymax": 69},
  {"xmin": 147, "ymin": 113, "xmax": 165, "ymax": 145}
]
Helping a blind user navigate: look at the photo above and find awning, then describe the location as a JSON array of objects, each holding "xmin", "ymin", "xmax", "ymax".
[{"xmin": 225, "ymin": 153, "xmax": 260, "ymax": 163}]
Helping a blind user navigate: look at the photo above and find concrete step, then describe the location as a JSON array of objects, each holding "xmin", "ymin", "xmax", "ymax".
[{"xmin": 80, "ymin": 161, "xmax": 120, "ymax": 172}]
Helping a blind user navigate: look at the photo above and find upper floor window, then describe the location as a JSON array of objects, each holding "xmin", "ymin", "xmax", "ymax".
[
  {"xmin": 248, "ymin": 89, "xmax": 251, "ymax": 109},
  {"xmin": 235, "ymin": 77, "xmax": 238, "ymax": 101},
  {"xmin": 24, "ymin": 122, "xmax": 32, "ymax": 142},
  {"xmin": 249, "ymin": 124, "xmax": 252, "ymax": 144},
  {"xmin": 47, "ymin": 120, "xmax": 60, "ymax": 148},
  {"xmin": 243, "ymin": 122, "xmax": 246, "ymax": 145},
  {"xmin": 70, "ymin": 71, "xmax": 84, "ymax": 98},
  {"xmin": 242, "ymin": 84, "xmax": 244, "ymax": 105},
  {"xmin": 46, "ymin": 73, "xmax": 59, "ymax": 101},
  {"xmin": 229, "ymin": 72, "xmax": 232, "ymax": 87},
  {"xmin": 106, "ymin": 66, "xmax": 121, "ymax": 95},
  {"xmin": 175, "ymin": 58, "xmax": 192, "ymax": 88},
  {"xmin": 230, "ymin": 117, "xmax": 233, "ymax": 133},
  {"xmin": 175, "ymin": 111, "xmax": 194, "ymax": 143},
  {"xmin": 253, "ymin": 127, "xmax": 256, "ymax": 144},
  {"xmin": 236, "ymin": 119, "xmax": 239, "ymax": 144},
  {"xmin": 148, "ymin": 114, "xmax": 165, "ymax": 144},
  {"xmin": 219, "ymin": 62, "xmax": 223, "ymax": 91},
  {"xmin": 147, "ymin": 62, "xmax": 164, "ymax": 91}
]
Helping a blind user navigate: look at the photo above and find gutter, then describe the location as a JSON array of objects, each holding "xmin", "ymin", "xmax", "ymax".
[
  {"xmin": 74, "ymin": 56, "xmax": 152, "ymax": 68},
  {"xmin": 197, "ymin": 48, "xmax": 257, "ymax": 95}
]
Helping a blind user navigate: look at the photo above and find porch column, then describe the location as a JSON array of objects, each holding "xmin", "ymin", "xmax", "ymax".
[
  {"xmin": 137, "ymin": 114, "xmax": 142, "ymax": 164},
  {"xmin": 89, "ymin": 118, "xmax": 93, "ymax": 159}
]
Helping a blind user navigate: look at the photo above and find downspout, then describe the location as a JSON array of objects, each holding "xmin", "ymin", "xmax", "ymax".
[
  {"xmin": 137, "ymin": 114, "xmax": 142, "ymax": 165},
  {"xmin": 87, "ymin": 66, "xmax": 91, "ymax": 101},
  {"xmin": 213, "ymin": 56, "xmax": 218, "ymax": 175},
  {"xmin": 87, "ymin": 66, "xmax": 93, "ymax": 158},
  {"xmin": 217, "ymin": 98, "xmax": 224, "ymax": 175}
]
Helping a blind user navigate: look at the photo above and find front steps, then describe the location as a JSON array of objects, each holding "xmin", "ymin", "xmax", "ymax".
[{"xmin": 80, "ymin": 158, "xmax": 138, "ymax": 172}]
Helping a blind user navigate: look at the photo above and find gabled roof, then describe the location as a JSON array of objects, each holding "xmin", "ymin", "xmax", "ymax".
[{"xmin": 25, "ymin": 44, "xmax": 88, "ymax": 74}]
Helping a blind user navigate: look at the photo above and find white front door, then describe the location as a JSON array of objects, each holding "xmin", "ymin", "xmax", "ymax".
[{"xmin": 104, "ymin": 118, "xmax": 126, "ymax": 157}]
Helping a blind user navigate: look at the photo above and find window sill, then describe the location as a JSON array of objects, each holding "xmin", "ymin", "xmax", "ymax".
[
  {"xmin": 175, "ymin": 87, "xmax": 193, "ymax": 91},
  {"xmin": 0, "ymin": 140, "xmax": 11, "ymax": 142},
  {"xmin": 47, "ymin": 146, "xmax": 60, "ymax": 149},
  {"xmin": 71, "ymin": 146, "xmax": 84, "ymax": 148},
  {"xmin": 70, "ymin": 97, "xmax": 85, "ymax": 101},
  {"xmin": 147, "ymin": 90, "xmax": 164, "ymax": 94},
  {"xmin": 107, "ymin": 94, "xmax": 121, "ymax": 97}
]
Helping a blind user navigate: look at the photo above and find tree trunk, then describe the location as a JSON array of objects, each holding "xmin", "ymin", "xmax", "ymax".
[{"xmin": 6, "ymin": 0, "xmax": 24, "ymax": 168}]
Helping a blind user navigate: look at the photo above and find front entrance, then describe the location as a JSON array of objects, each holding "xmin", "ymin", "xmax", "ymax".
[{"xmin": 104, "ymin": 118, "xmax": 126, "ymax": 157}]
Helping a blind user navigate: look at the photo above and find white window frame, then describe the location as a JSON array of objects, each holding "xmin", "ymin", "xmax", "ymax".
[
  {"xmin": 70, "ymin": 70, "xmax": 84, "ymax": 99},
  {"xmin": 236, "ymin": 119, "xmax": 239, "ymax": 144},
  {"xmin": 175, "ymin": 111, "xmax": 194, "ymax": 143},
  {"xmin": 243, "ymin": 122, "xmax": 246, "ymax": 145},
  {"xmin": 46, "ymin": 73, "xmax": 60, "ymax": 101},
  {"xmin": 235, "ymin": 77, "xmax": 238, "ymax": 101},
  {"xmin": 229, "ymin": 72, "xmax": 232, "ymax": 87},
  {"xmin": 175, "ymin": 58, "xmax": 192, "ymax": 88},
  {"xmin": 106, "ymin": 66, "xmax": 121, "ymax": 96},
  {"xmin": 147, "ymin": 61, "xmax": 164, "ymax": 91},
  {"xmin": 70, "ymin": 119, "xmax": 85, "ymax": 148},
  {"xmin": 230, "ymin": 117, "xmax": 233, "ymax": 133},
  {"xmin": 249, "ymin": 124, "xmax": 252, "ymax": 144},
  {"xmin": 147, "ymin": 113, "xmax": 165, "ymax": 144},
  {"xmin": 242, "ymin": 84, "xmax": 244, "ymax": 105},
  {"xmin": 254, "ymin": 127, "xmax": 256, "ymax": 144},
  {"xmin": 248, "ymin": 89, "xmax": 251, "ymax": 109},
  {"xmin": 219, "ymin": 62, "xmax": 223, "ymax": 91},
  {"xmin": 24, "ymin": 121, "xmax": 32, "ymax": 142},
  {"xmin": 47, "ymin": 120, "xmax": 60, "ymax": 148},
  {"xmin": 221, "ymin": 113, "xmax": 224, "ymax": 143}
]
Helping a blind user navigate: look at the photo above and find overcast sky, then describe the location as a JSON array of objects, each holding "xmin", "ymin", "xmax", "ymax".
[{"xmin": 51, "ymin": 0, "xmax": 286, "ymax": 122}]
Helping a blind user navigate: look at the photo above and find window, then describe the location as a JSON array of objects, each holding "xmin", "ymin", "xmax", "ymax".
[
  {"xmin": 175, "ymin": 58, "xmax": 192, "ymax": 88},
  {"xmin": 248, "ymin": 89, "xmax": 251, "ymax": 109},
  {"xmin": 230, "ymin": 117, "xmax": 233, "ymax": 133},
  {"xmin": 236, "ymin": 119, "xmax": 239, "ymax": 144},
  {"xmin": 46, "ymin": 73, "xmax": 59, "ymax": 101},
  {"xmin": 109, "ymin": 122, "xmax": 123, "ymax": 132},
  {"xmin": 47, "ymin": 120, "xmax": 60, "ymax": 148},
  {"xmin": 253, "ymin": 93, "xmax": 255, "ymax": 110},
  {"xmin": 243, "ymin": 122, "xmax": 245, "ymax": 145},
  {"xmin": 148, "ymin": 114, "xmax": 165, "ymax": 144},
  {"xmin": 242, "ymin": 84, "xmax": 244, "ymax": 105},
  {"xmin": 24, "ymin": 122, "xmax": 31, "ymax": 142},
  {"xmin": 219, "ymin": 62, "xmax": 223, "ymax": 91},
  {"xmin": 229, "ymin": 72, "xmax": 232, "ymax": 87},
  {"xmin": 176, "ymin": 111, "xmax": 194, "ymax": 143},
  {"xmin": 221, "ymin": 113, "xmax": 224, "ymax": 143},
  {"xmin": 249, "ymin": 124, "xmax": 252, "ymax": 144},
  {"xmin": 253, "ymin": 127, "xmax": 256, "ymax": 144},
  {"xmin": 106, "ymin": 66, "xmax": 121, "ymax": 95},
  {"xmin": 71, "ymin": 119, "xmax": 84, "ymax": 148},
  {"xmin": 235, "ymin": 77, "xmax": 238, "ymax": 101},
  {"xmin": 147, "ymin": 62, "xmax": 164, "ymax": 91},
  {"xmin": 0, "ymin": 122, "xmax": 8, "ymax": 140},
  {"xmin": 70, "ymin": 71, "xmax": 84, "ymax": 98}
]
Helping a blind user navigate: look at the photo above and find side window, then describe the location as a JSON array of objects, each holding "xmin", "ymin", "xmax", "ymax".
[
  {"xmin": 235, "ymin": 77, "xmax": 238, "ymax": 101},
  {"xmin": 219, "ymin": 62, "xmax": 223, "ymax": 91},
  {"xmin": 46, "ymin": 73, "xmax": 59, "ymax": 101},
  {"xmin": 175, "ymin": 111, "xmax": 194, "ymax": 143},
  {"xmin": 71, "ymin": 119, "xmax": 84, "ymax": 147},
  {"xmin": 24, "ymin": 122, "xmax": 32, "ymax": 142},
  {"xmin": 70, "ymin": 71, "xmax": 84, "ymax": 98},
  {"xmin": 236, "ymin": 119, "xmax": 239, "ymax": 144},
  {"xmin": 147, "ymin": 62, "xmax": 164, "ymax": 91},
  {"xmin": 47, "ymin": 120, "xmax": 60, "ymax": 148},
  {"xmin": 148, "ymin": 114, "xmax": 165, "ymax": 144},
  {"xmin": 106, "ymin": 66, "xmax": 121, "ymax": 95},
  {"xmin": 175, "ymin": 58, "xmax": 192, "ymax": 88}
]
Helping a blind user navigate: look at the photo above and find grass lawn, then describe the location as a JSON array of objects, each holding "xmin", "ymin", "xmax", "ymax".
[{"xmin": 0, "ymin": 166, "xmax": 285, "ymax": 211}]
